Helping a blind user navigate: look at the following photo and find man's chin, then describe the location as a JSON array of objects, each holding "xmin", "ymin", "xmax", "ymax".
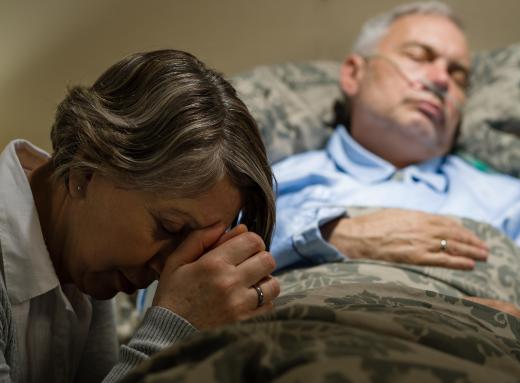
[
  {"xmin": 402, "ymin": 115, "xmax": 442, "ymax": 142},
  {"xmin": 406, "ymin": 109, "xmax": 439, "ymax": 129}
]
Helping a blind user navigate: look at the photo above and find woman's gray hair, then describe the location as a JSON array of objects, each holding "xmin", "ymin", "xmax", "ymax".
[
  {"xmin": 51, "ymin": 49, "xmax": 275, "ymax": 246},
  {"xmin": 352, "ymin": 1, "xmax": 464, "ymax": 55}
]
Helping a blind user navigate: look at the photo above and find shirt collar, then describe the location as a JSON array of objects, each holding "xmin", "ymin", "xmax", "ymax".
[
  {"xmin": 0, "ymin": 140, "xmax": 60, "ymax": 303},
  {"xmin": 326, "ymin": 125, "xmax": 448, "ymax": 192}
]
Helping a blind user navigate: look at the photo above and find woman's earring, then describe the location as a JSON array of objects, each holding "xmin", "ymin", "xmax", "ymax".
[{"xmin": 77, "ymin": 185, "xmax": 82, "ymax": 192}]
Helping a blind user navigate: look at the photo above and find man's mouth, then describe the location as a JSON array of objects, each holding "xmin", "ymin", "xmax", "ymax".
[{"xmin": 414, "ymin": 99, "xmax": 445, "ymax": 125}]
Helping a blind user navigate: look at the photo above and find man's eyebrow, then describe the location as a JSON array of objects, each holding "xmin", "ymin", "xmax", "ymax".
[
  {"xmin": 399, "ymin": 41, "xmax": 438, "ymax": 58},
  {"xmin": 400, "ymin": 41, "xmax": 470, "ymax": 73},
  {"xmin": 400, "ymin": 41, "xmax": 431, "ymax": 50}
]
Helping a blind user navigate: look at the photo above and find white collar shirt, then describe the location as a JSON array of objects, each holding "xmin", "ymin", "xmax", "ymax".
[{"xmin": 0, "ymin": 140, "xmax": 92, "ymax": 382}]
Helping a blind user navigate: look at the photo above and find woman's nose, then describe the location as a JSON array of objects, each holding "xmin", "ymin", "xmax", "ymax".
[
  {"xmin": 147, "ymin": 252, "xmax": 167, "ymax": 278},
  {"xmin": 148, "ymin": 235, "xmax": 185, "ymax": 277}
]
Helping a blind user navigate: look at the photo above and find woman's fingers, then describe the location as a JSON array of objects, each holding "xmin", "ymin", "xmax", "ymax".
[
  {"xmin": 211, "ymin": 224, "xmax": 248, "ymax": 248},
  {"xmin": 153, "ymin": 222, "xmax": 279, "ymax": 329},
  {"xmin": 237, "ymin": 251, "xmax": 277, "ymax": 286},
  {"xmin": 162, "ymin": 223, "xmax": 226, "ymax": 272},
  {"xmin": 248, "ymin": 276, "xmax": 280, "ymax": 311},
  {"xmin": 212, "ymin": 231, "xmax": 266, "ymax": 266}
]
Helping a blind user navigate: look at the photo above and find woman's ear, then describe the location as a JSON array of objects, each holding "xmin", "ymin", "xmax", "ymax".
[
  {"xmin": 340, "ymin": 54, "xmax": 366, "ymax": 97},
  {"xmin": 68, "ymin": 169, "xmax": 92, "ymax": 198}
]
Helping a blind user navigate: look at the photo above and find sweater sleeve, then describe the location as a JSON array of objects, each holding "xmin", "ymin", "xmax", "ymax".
[
  {"xmin": 0, "ymin": 274, "xmax": 17, "ymax": 382},
  {"xmin": 102, "ymin": 306, "xmax": 197, "ymax": 382},
  {"xmin": 0, "ymin": 309, "xmax": 15, "ymax": 383},
  {"xmin": 74, "ymin": 299, "xmax": 119, "ymax": 383}
]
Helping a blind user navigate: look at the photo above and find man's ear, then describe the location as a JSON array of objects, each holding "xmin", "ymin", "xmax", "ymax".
[
  {"xmin": 340, "ymin": 54, "xmax": 366, "ymax": 97},
  {"xmin": 68, "ymin": 168, "xmax": 92, "ymax": 198}
]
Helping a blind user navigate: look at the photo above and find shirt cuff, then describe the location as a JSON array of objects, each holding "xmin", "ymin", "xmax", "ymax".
[{"xmin": 292, "ymin": 206, "xmax": 347, "ymax": 264}]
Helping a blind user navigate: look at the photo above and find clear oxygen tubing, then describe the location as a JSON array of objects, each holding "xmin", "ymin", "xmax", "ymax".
[{"xmin": 362, "ymin": 53, "xmax": 463, "ymax": 113}]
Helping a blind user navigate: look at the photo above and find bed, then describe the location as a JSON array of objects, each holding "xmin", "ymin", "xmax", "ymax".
[{"xmin": 120, "ymin": 43, "xmax": 520, "ymax": 382}]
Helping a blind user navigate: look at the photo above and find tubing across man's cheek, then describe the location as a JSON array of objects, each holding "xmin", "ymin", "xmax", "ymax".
[{"xmin": 364, "ymin": 53, "xmax": 463, "ymax": 113}]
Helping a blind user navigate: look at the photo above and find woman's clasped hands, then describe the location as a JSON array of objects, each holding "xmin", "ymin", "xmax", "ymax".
[{"xmin": 152, "ymin": 224, "xmax": 280, "ymax": 329}]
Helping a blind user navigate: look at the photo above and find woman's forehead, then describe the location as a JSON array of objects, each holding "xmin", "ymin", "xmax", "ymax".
[{"xmin": 148, "ymin": 177, "xmax": 242, "ymax": 228}]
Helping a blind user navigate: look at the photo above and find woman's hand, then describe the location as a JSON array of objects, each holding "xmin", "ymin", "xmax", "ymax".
[
  {"xmin": 321, "ymin": 209, "xmax": 489, "ymax": 270},
  {"xmin": 152, "ymin": 224, "xmax": 280, "ymax": 329}
]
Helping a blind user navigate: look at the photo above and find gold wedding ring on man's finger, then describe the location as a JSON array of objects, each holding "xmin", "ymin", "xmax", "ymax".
[{"xmin": 440, "ymin": 239, "xmax": 448, "ymax": 252}]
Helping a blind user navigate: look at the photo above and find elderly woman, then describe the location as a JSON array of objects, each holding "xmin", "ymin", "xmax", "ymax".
[{"xmin": 0, "ymin": 49, "xmax": 279, "ymax": 381}]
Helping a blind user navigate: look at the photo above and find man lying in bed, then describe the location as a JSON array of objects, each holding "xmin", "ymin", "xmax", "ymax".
[
  {"xmin": 121, "ymin": 3, "xmax": 520, "ymax": 381},
  {"xmin": 271, "ymin": 1, "xmax": 520, "ymax": 315}
]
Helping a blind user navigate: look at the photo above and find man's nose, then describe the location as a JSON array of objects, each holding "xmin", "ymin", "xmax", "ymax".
[{"xmin": 426, "ymin": 59, "xmax": 450, "ymax": 94}]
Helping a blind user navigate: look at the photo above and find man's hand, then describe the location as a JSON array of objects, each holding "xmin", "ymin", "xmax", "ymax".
[
  {"xmin": 152, "ymin": 224, "xmax": 280, "ymax": 329},
  {"xmin": 321, "ymin": 209, "xmax": 488, "ymax": 270},
  {"xmin": 464, "ymin": 297, "xmax": 520, "ymax": 319}
]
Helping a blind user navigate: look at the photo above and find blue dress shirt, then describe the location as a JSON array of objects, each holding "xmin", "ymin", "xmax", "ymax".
[{"xmin": 271, "ymin": 125, "xmax": 520, "ymax": 270}]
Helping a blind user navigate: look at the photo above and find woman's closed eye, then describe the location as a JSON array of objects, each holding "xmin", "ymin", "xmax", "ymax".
[
  {"xmin": 153, "ymin": 217, "xmax": 186, "ymax": 240},
  {"xmin": 159, "ymin": 221, "xmax": 186, "ymax": 236}
]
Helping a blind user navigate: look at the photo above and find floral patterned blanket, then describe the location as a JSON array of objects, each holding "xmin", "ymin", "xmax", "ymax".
[{"xmin": 122, "ymin": 216, "xmax": 520, "ymax": 383}]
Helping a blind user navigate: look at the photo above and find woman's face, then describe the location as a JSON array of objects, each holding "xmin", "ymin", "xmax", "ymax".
[{"xmin": 62, "ymin": 173, "xmax": 242, "ymax": 299}]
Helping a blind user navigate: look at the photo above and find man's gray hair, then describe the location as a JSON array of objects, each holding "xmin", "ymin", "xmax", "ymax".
[{"xmin": 352, "ymin": 1, "xmax": 464, "ymax": 55}]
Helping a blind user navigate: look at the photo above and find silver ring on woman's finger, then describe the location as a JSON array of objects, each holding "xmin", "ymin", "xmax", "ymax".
[
  {"xmin": 440, "ymin": 239, "xmax": 448, "ymax": 252},
  {"xmin": 254, "ymin": 285, "xmax": 264, "ymax": 308}
]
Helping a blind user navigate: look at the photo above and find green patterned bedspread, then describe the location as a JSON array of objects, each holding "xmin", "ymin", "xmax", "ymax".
[{"xmin": 122, "ymin": 216, "xmax": 520, "ymax": 382}]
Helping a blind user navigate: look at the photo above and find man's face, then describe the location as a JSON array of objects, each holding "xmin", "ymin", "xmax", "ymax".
[{"xmin": 341, "ymin": 14, "xmax": 470, "ymax": 166}]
